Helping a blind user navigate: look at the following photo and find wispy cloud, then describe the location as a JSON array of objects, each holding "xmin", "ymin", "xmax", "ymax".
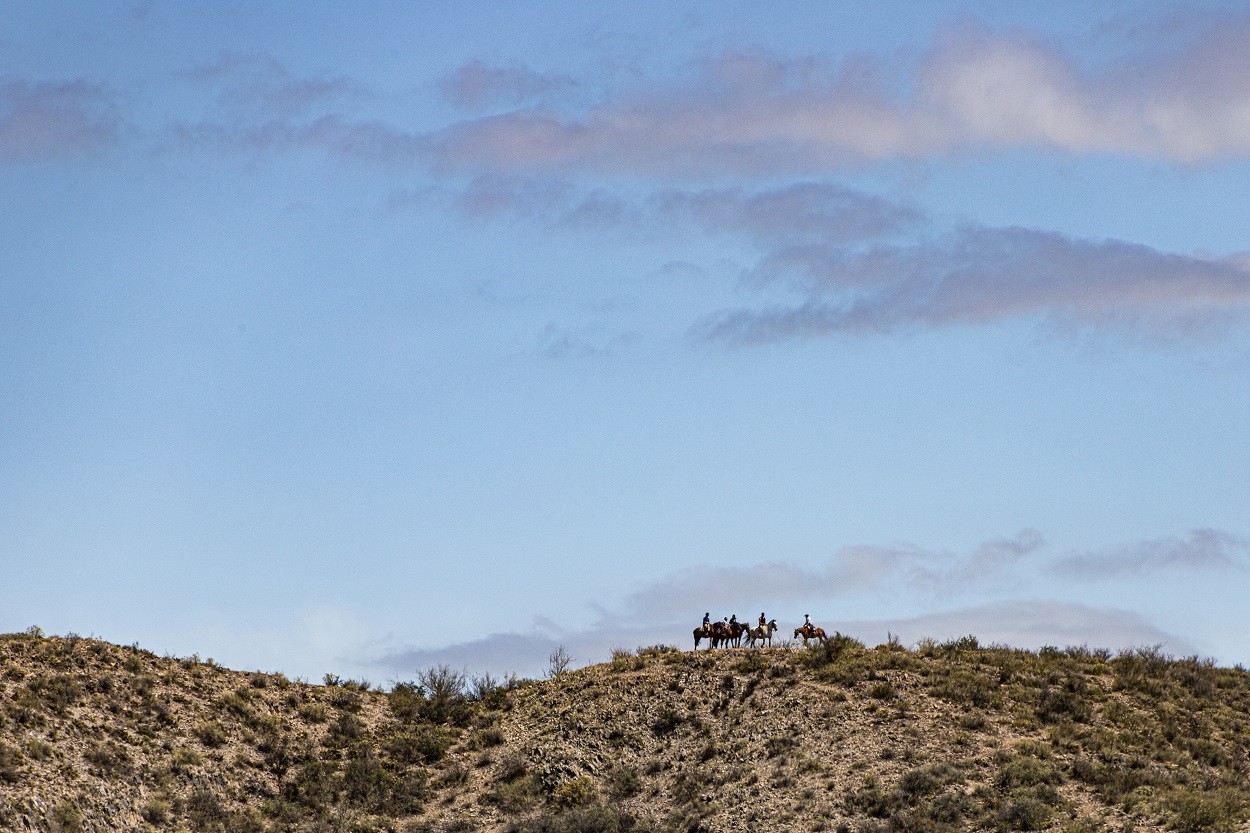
[
  {"xmin": 431, "ymin": 19, "xmax": 1250, "ymax": 173},
  {"xmin": 844, "ymin": 600, "xmax": 1194, "ymax": 656},
  {"xmin": 539, "ymin": 323, "xmax": 638, "ymax": 360},
  {"xmin": 360, "ymin": 527, "xmax": 1250, "ymax": 678},
  {"xmin": 423, "ymin": 177, "xmax": 917, "ymax": 242},
  {"xmin": 442, "ymin": 59, "xmax": 576, "ymax": 109},
  {"xmin": 0, "ymin": 77, "xmax": 120, "ymax": 162},
  {"xmin": 153, "ymin": 25, "xmax": 1250, "ymax": 347},
  {"xmin": 364, "ymin": 531, "xmax": 1045, "ymax": 677},
  {"xmin": 455, "ymin": 173, "xmax": 573, "ymax": 220},
  {"xmin": 187, "ymin": 52, "xmax": 366, "ymax": 120},
  {"xmin": 367, "ymin": 621, "xmax": 674, "ymax": 681},
  {"xmin": 654, "ymin": 183, "xmax": 921, "ymax": 245},
  {"xmin": 620, "ymin": 531, "xmax": 1044, "ymax": 621},
  {"xmin": 1054, "ymin": 528, "xmax": 1249, "ymax": 579},
  {"xmin": 165, "ymin": 15, "xmax": 1250, "ymax": 172},
  {"xmin": 172, "ymin": 112, "xmax": 425, "ymax": 161},
  {"xmin": 698, "ymin": 227, "xmax": 1250, "ymax": 343},
  {"xmin": 172, "ymin": 53, "xmax": 421, "ymax": 160},
  {"xmin": 400, "ymin": 176, "xmax": 1250, "ymax": 343},
  {"xmin": 364, "ymin": 597, "xmax": 1191, "ymax": 680}
]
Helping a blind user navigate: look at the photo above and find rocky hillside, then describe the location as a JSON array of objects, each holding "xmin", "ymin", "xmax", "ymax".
[{"xmin": 3, "ymin": 630, "xmax": 1250, "ymax": 833}]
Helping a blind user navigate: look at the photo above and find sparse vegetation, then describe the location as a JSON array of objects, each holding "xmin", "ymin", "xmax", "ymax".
[
  {"xmin": 4, "ymin": 630, "xmax": 1250, "ymax": 832},
  {"xmin": 547, "ymin": 645, "xmax": 573, "ymax": 679}
]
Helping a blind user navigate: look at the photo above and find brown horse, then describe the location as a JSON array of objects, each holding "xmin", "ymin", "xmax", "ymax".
[
  {"xmin": 693, "ymin": 624, "xmax": 711, "ymax": 649},
  {"xmin": 693, "ymin": 621, "xmax": 729, "ymax": 650},
  {"xmin": 746, "ymin": 619, "xmax": 778, "ymax": 647},
  {"xmin": 794, "ymin": 624, "xmax": 827, "ymax": 644},
  {"xmin": 720, "ymin": 621, "xmax": 748, "ymax": 648}
]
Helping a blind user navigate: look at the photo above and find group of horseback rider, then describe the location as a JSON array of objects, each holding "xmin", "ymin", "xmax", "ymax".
[{"xmin": 694, "ymin": 611, "xmax": 826, "ymax": 649}]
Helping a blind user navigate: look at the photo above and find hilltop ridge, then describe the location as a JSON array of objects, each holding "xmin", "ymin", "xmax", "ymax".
[{"xmin": 2, "ymin": 630, "xmax": 1250, "ymax": 832}]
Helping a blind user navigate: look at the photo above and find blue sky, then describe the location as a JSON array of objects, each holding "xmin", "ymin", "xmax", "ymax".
[{"xmin": 3, "ymin": 1, "xmax": 1249, "ymax": 681}]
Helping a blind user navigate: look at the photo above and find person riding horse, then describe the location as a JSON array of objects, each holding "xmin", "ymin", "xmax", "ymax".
[
  {"xmin": 702, "ymin": 612, "xmax": 711, "ymax": 635},
  {"xmin": 795, "ymin": 614, "xmax": 827, "ymax": 643}
]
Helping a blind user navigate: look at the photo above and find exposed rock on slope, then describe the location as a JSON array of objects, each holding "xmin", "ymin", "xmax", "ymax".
[{"xmin": 3, "ymin": 631, "xmax": 1250, "ymax": 832}]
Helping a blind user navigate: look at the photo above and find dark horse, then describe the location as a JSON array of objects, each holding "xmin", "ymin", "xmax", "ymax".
[
  {"xmin": 693, "ymin": 621, "xmax": 729, "ymax": 650},
  {"xmin": 718, "ymin": 621, "xmax": 748, "ymax": 648},
  {"xmin": 794, "ymin": 624, "xmax": 827, "ymax": 644}
]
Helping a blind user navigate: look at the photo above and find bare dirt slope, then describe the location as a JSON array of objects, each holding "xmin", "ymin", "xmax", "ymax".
[{"xmin": 3, "ymin": 630, "xmax": 1250, "ymax": 832}]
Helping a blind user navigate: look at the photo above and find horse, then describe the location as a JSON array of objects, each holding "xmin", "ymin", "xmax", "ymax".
[
  {"xmin": 794, "ymin": 624, "xmax": 827, "ymax": 644},
  {"xmin": 694, "ymin": 621, "xmax": 729, "ymax": 650},
  {"xmin": 722, "ymin": 621, "xmax": 748, "ymax": 648},
  {"xmin": 746, "ymin": 619, "xmax": 778, "ymax": 647},
  {"xmin": 693, "ymin": 624, "xmax": 712, "ymax": 649}
]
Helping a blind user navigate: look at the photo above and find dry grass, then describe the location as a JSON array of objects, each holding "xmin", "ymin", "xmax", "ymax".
[{"xmin": 3, "ymin": 630, "xmax": 1250, "ymax": 832}]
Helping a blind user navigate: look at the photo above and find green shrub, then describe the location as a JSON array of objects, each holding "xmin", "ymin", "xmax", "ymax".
[
  {"xmin": 27, "ymin": 674, "xmax": 81, "ymax": 715},
  {"xmin": 384, "ymin": 726, "xmax": 454, "ymax": 764},
  {"xmin": 382, "ymin": 769, "xmax": 430, "ymax": 815},
  {"xmin": 185, "ymin": 786, "xmax": 227, "ymax": 826},
  {"xmin": 471, "ymin": 672, "xmax": 513, "ymax": 707},
  {"xmin": 171, "ymin": 745, "xmax": 203, "ymax": 771},
  {"xmin": 651, "ymin": 708, "xmax": 684, "ymax": 736},
  {"xmin": 342, "ymin": 744, "xmax": 392, "ymax": 807},
  {"xmin": 326, "ymin": 686, "xmax": 363, "ymax": 712},
  {"xmin": 958, "ymin": 711, "xmax": 988, "ymax": 731},
  {"xmin": 416, "ymin": 664, "xmax": 466, "ymax": 698},
  {"xmin": 942, "ymin": 635, "xmax": 980, "ymax": 653},
  {"xmin": 298, "ymin": 701, "xmax": 329, "ymax": 723},
  {"xmin": 610, "ymin": 648, "xmax": 645, "ymax": 673},
  {"xmin": 844, "ymin": 776, "xmax": 894, "ymax": 818},
  {"xmin": 806, "ymin": 632, "xmax": 864, "ymax": 668},
  {"xmin": 50, "ymin": 800, "xmax": 84, "ymax": 833},
  {"xmin": 929, "ymin": 669, "xmax": 999, "ymax": 709},
  {"xmin": 765, "ymin": 735, "xmax": 799, "ymax": 758},
  {"xmin": 218, "ymin": 690, "xmax": 255, "ymax": 721},
  {"xmin": 1035, "ymin": 678, "xmax": 1092, "ymax": 723},
  {"xmin": 637, "ymin": 644, "xmax": 680, "ymax": 659},
  {"xmin": 994, "ymin": 793, "xmax": 1053, "ymax": 831},
  {"xmin": 473, "ymin": 725, "xmax": 506, "ymax": 748},
  {"xmin": 323, "ymin": 711, "xmax": 366, "ymax": 748},
  {"xmin": 0, "ymin": 743, "xmax": 22, "ymax": 783},
  {"xmin": 504, "ymin": 804, "xmax": 651, "ymax": 833},
  {"xmin": 1168, "ymin": 787, "xmax": 1245, "ymax": 832},
  {"xmin": 439, "ymin": 761, "xmax": 470, "ymax": 787},
  {"xmin": 142, "ymin": 798, "xmax": 171, "ymax": 824},
  {"xmin": 391, "ymin": 667, "xmax": 475, "ymax": 726},
  {"xmin": 1112, "ymin": 645, "xmax": 1171, "ymax": 694},
  {"xmin": 606, "ymin": 766, "xmax": 642, "ymax": 800},
  {"xmin": 283, "ymin": 759, "xmax": 340, "ymax": 807},
  {"xmin": 194, "ymin": 720, "xmax": 228, "ymax": 748},
  {"xmin": 84, "ymin": 741, "xmax": 132, "ymax": 775},
  {"xmin": 899, "ymin": 764, "xmax": 960, "ymax": 798},
  {"xmin": 24, "ymin": 738, "xmax": 53, "ymax": 760},
  {"xmin": 995, "ymin": 755, "xmax": 1063, "ymax": 790},
  {"xmin": 484, "ymin": 771, "xmax": 542, "ymax": 813}
]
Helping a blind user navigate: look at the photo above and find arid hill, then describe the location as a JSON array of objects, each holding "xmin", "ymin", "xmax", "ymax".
[{"xmin": 2, "ymin": 629, "xmax": 1250, "ymax": 833}]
